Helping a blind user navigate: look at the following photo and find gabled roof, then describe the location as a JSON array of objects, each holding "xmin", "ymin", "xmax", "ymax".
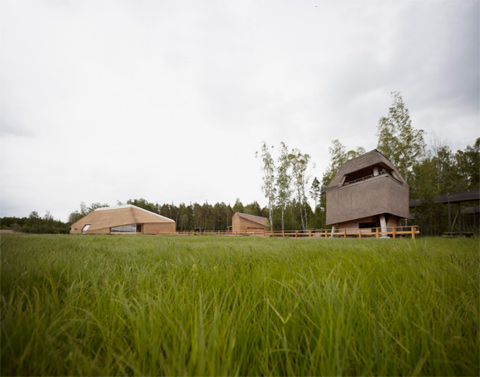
[
  {"xmin": 235, "ymin": 212, "xmax": 269, "ymax": 226},
  {"xmin": 71, "ymin": 205, "xmax": 174, "ymax": 232},
  {"xmin": 328, "ymin": 149, "xmax": 407, "ymax": 187}
]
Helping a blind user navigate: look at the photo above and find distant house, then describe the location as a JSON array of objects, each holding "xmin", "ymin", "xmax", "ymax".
[
  {"xmin": 326, "ymin": 150, "xmax": 409, "ymax": 233},
  {"xmin": 232, "ymin": 212, "xmax": 269, "ymax": 233},
  {"xmin": 70, "ymin": 205, "xmax": 176, "ymax": 235}
]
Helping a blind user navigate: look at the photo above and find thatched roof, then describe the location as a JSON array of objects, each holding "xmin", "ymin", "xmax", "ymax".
[
  {"xmin": 71, "ymin": 205, "xmax": 174, "ymax": 232},
  {"xmin": 234, "ymin": 212, "xmax": 269, "ymax": 227},
  {"xmin": 328, "ymin": 149, "xmax": 407, "ymax": 188},
  {"xmin": 326, "ymin": 150, "xmax": 410, "ymax": 225}
]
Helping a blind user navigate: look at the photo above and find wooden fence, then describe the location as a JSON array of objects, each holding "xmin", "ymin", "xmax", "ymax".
[{"xmin": 172, "ymin": 226, "xmax": 420, "ymax": 239}]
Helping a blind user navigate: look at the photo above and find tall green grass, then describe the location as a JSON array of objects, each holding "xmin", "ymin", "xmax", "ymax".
[{"xmin": 1, "ymin": 235, "xmax": 478, "ymax": 375}]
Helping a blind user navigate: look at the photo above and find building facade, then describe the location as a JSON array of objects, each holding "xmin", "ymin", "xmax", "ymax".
[
  {"xmin": 232, "ymin": 212, "xmax": 269, "ymax": 233},
  {"xmin": 326, "ymin": 150, "xmax": 409, "ymax": 233},
  {"xmin": 70, "ymin": 205, "xmax": 176, "ymax": 235}
]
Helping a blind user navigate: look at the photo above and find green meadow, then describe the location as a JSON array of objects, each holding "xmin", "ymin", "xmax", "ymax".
[{"xmin": 1, "ymin": 234, "xmax": 478, "ymax": 376}]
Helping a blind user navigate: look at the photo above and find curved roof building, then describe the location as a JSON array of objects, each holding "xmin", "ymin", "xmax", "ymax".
[{"xmin": 70, "ymin": 205, "xmax": 176, "ymax": 235}]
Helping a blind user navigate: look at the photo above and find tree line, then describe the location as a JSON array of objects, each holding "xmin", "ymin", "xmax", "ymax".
[
  {"xmin": 1, "ymin": 211, "xmax": 71, "ymax": 234},
  {"xmin": 321, "ymin": 92, "xmax": 478, "ymax": 235},
  {"xmin": 256, "ymin": 142, "xmax": 314, "ymax": 231},
  {"xmin": 256, "ymin": 92, "xmax": 479, "ymax": 235},
  {"xmin": 67, "ymin": 198, "xmax": 317, "ymax": 232},
  {"xmin": 1, "ymin": 92, "xmax": 478, "ymax": 235},
  {"xmin": 67, "ymin": 199, "xmax": 269, "ymax": 232},
  {"xmin": 1, "ymin": 197, "xmax": 317, "ymax": 234}
]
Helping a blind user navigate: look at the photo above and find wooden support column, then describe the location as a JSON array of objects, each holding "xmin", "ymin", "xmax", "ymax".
[
  {"xmin": 379, "ymin": 215, "xmax": 388, "ymax": 238},
  {"xmin": 451, "ymin": 205, "xmax": 461, "ymax": 230},
  {"xmin": 448, "ymin": 195, "xmax": 451, "ymax": 231}
]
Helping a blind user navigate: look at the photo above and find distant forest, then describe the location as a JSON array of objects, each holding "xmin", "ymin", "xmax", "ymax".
[
  {"xmin": 0, "ymin": 198, "xmax": 316, "ymax": 235},
  {"xmin": 1, "ymin": 211, "xmax": 70, "ymax": 234},
  {"xmin": 2, "ymin": 134, "xmax": 478, "ymax": 236},
  {"xmin": 1, "ymin": 93, "xmax": 478, "ymax": 236}
]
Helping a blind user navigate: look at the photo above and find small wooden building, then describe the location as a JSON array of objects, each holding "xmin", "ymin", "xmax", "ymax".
[
  {"xmin": 326, "ymin": 150, "xmax": 409, "ymax": 233},
  {"xmin": 70, "ymin": 205, "xmax": 176, "ymax": 235},
  {"xmin": 232, "ymin": 212, "xmax": 269, "ymax": 233}
]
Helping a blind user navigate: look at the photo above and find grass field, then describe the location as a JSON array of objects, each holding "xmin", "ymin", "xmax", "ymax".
[{"xmin": 1, "ymin": 234, "xmax": 478, "ymax": 376}]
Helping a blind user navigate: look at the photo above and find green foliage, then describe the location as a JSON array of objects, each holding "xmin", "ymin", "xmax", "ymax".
[
  {"xmin": 68, "ymin": 202, "xmax": 109, "ymax": 224},
  {"xmin": 455, "ymin": 137, "xmax": 480, "ymax": 189},
  {"xmin": 256, "ymin": 142, "xmax": 276, "ymax": 230},
  {"xmin": 410, "ymin": 138, "xmax": 480, "ymax": 235},
  {"xmin": 269, "ymin": 199, "xmax": 314, "ymax": 231},
  {"xmin": 411, "ymin": 141, "xmax": 462, "ymax": 199},
  {"xmin": 276, "ymin": 142, "xmax": 293, "ymax": 231},
  {"xmin": 1, "ymin": 215, "xmax": 70, "ymax": 234},
  {"xmin": 244, "ymin": 201, "xmax": 263, "ymax": 217},
  {"xmin": 68, "ymin": 211, "xmax": 83, "ymax": 224},
  {"xmin": 309, "ymin": 205, "xmax": 326, "ymax": 230},
  {"xmin": 233, "ymin": 198, "xmax": 244, "ymax": 214},
  {"xmin": 321, "ymin": 139, "xmax": 366, "ymax": 189},
  {"xmin": 1, "ymin": 235, "xmax": 478, "ymax": 376},
  {"xmin": 255, "ymin": 142, "xmax": 314, "ymax": 231},
  {"xmin": 127, "ymin": 198, "xmax": 158, "ymax": 213},
  {"xmin": 319, "ymin": 91, "xmax": 477, "ymax": 235},
  {"xmin": 309, "ymin": 177, "xmax": 321, "ymax": 209},
  {"xmin": 290, "ymin": 148, "xmax": 312, "ymax": 230},
  {"xmin": 377, "ymin": 91, "xmax": 426, "ymax": 182}
]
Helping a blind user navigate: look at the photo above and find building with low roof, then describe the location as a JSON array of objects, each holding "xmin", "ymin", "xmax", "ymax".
[
  {"xmin": 326, "ymin": 149, "xmax": 409, "ymax": 233},
  {"xmin": 70, "ymin": 205, "xmax": 176, "ymax": 235},
  {"xmin": 232, "ymin": 212, "xmax": 269, "ymax": 233}
]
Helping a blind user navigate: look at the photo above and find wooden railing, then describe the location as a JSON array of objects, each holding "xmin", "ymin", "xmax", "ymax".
[
  {"xmin": 169, "ymin": 226, "xmax": 420, "ymax": 239},
  {"xmin": 264, "ymin": 226, "xmax": 419, "ymax": 239},
  {"xmin": 174, "ymin": 230, "xmax": 266, "ymax": 236}
]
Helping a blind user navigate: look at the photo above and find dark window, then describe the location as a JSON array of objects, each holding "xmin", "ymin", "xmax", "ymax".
[
  {"xmin": 136, "ymin": 224, "xmax": 142, "ymax": 233},
  {"xmin": 343, "ymin": 164, "xmax": 394, "ymax": 186},
  {"xmin": 359, "ymin": 222, "xmax": 377, "ymax": 229}
]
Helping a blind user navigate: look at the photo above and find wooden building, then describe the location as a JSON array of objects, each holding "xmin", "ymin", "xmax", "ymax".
[
  {"xmin": 70, "ymin": 205, "xmax": 176, "ymax": 235},
  {"xmin": 232, "ymin": 212, "xmax": 269, "ymax": 233},
  {"xmin": 326, "ymin": 150, "xmax": 409, "ymax": 233}
]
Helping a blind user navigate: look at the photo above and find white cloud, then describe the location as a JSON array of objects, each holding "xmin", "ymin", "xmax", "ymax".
[{"xmin": 1, "ymin": 0, "xmax": 478, "ymax": 221}]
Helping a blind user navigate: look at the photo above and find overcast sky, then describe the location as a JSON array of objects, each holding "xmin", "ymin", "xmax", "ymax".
[{"xmin": 1, "ymin": 0, "xmax": 479, "ymax": 221}]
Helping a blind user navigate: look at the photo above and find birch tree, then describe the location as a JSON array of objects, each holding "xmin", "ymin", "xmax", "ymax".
[
  {"xmin": 276, "ymin": 142, "xmax": 293, "ymax": 232},
  {"xmin": 256, "ymin": 142, "xmax": 276, "ymax": 230},
  {"xmin": 309, "ymin": 177, "xmax": 321, "ymax": 209},
  {"xmin": 290, "ymin": 149, "xmax": 311, "ymax": 230}
]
